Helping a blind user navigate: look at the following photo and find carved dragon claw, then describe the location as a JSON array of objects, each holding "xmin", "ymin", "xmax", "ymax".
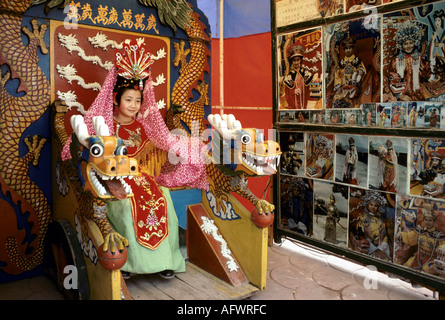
[
  {"xmin": 255, "ymin": 199, "xmax": 275, "ymax": 215},
  {"xmin": 22, "ymin": 18, "xmax": 48, "ymax": 54},
  {"xmin": 102, "ymin": 230, "xmax": 129, "ymax": 254}
]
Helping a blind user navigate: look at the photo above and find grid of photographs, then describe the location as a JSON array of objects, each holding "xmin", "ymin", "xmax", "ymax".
[
  {"xmin": 275, "ymin": 1, "xmax": 445, "ymax": 282},
  {"xmin": 276, "ymin": 2, "xmax": 445, "ymax": 129},
  {"xmin": 278, "ymin": 131, "xmax": 445, "ymax": 280}
]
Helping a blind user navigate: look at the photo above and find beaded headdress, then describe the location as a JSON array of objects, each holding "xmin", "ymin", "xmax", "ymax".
[
  {"xmin": 61, "ymin": 40, "xmax": 208, "ymax": 190},
  {"xmin": 361, "ymin": 190, "xmax": 387, "ymax": 215},
  {"xmin": 115, "ymin": 39, "xmax": 154, "ymax": 90},
  {"xmin": 394, "ymin": 21, "xmax": 422, "ymax": 51}
]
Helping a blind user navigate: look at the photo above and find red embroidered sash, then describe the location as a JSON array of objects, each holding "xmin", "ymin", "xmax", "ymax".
[{"xmin": 128, "ymin": 173, "xmax": 168, "ymax": 250}]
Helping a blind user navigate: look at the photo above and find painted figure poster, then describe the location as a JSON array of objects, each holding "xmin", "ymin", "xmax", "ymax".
[
  {"xmin": 424, "ymin": 101, "xmax": 442, "ymax": 128},
  {"xmin": 313, "ymin": 180, "xmax": 348, "ymax": 247},
  {"xmin": 361, "ymin": 103, "xmax": 376, "ymax": 126},
  {"xmin": 409, "ymin": 138, "xmax": 445, "ymax": 199},
  {"xmin": 342, "ymin": 109, "xmax": 364, "ymax": 125},
  {"xmin": 277, "ymin": 27, "xmax": 323, "ymax": 110},
  {"xmin": 349, "ymin": 188, "xmax": 396, "ymax": 262},
  {"xmin": 376, "ymin": 103, "xmax": 391, "ymax": 127},
  {"xmin": 280, "ymin": 131, "xmax": 305, "ymax": 176},
  {"xmin": 382, "ymin": 2, "xmax": 445, "ymax": 102},
  {"xmin": 335, "ymin": 134, "xmax": 368, "ymax": 188},
  {"xmin": 279, "ymin": 176, "xmax": 314, "ymax": 236},
  {"xmin": 310, "ymin": 110, "xmax": 325, "ymax": 124},
  {"xmin": 369, "ymin": 136, "xmax": 408, "ymax": 194},
  {"xmin": 324, "ymin": 18, "xmax": 381, "ymax": 109},
  {"xmin": 391, "ymin": 102, "xmax": 407, "ymax": 127},
  {"xmin": 325, "ymin": 109, "xmax": 343, "ymax": 124},
  {"xmin": 407, "ymin": 101, "xmax": 425, "ymax": 127},
  {"xmin": 395, "ymin": 195, "xmax": 445, "ymax": 279},
  {"xmin": 306, "ymin": 132, "xmax": 335, "ymax": 180}
]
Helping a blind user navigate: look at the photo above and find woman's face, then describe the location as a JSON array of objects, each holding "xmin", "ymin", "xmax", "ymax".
[
  {"xmin": 423, "ymin": 215, "xmax": 435, "ymax": 229},
  {"xmin": 435, "ymin": 17, "xmax": 442, "ymax": 29},
  {"xmin": 291, "ymin": 56, "xmax": 302, "ymax": 70},
  {"xmin": 115, "ymin": 88, "xmax": 142, "ymax": 119},
  {"xmin": 402, "ymin": 39, "xmax": 415, "ymax": 54},
  {"xmin": 367, "ymin": 201, "xmax": 379, "ymax": 214}
]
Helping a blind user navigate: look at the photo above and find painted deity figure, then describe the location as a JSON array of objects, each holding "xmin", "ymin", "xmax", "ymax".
[{"xmin": 283, "ymin": 44, "xmax": 314, "ymax": 109}]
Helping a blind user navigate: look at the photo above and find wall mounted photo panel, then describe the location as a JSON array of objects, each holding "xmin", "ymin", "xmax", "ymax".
[
  {"xmin": 277, "ymin": 27, "xmax": 323, "ymax": 110},
  {"xmin": 395, "ymin": 195, "xmax": 445, "ymax": 280},
  {"xmin": 324, "ymin": 17, "xmax": 381, "ymax": 109},
  {"xmin": 368, "ymin": 136, "xmax": 409, "ymax": 194},
  {"xmin": 306, "ymin": 132, "xmax": 335, "ymax": 180},
  {"xmin": 348, "ymin": 188, "xmax": 396, "ymax": 262},
  {"xmin": 335, "ymin": 134, "xmax": 369, "ymax": 188},
  {"xmin": 409, "ymin": 138, "xmax": 445, "ymax": 199},
  {"xmin": 313, "ymin": 180, "xmax": 349, "ymax": 247},
  {"xmin": 382, "ymin": 2, "xmax": 445, "ymax": 102},
  {"xmin": 279, "ymin": 176, "xmax": 314, "ymax": 236}
]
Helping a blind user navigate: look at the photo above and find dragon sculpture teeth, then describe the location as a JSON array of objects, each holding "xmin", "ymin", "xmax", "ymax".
[
  {"xmin": 208, "ymin": 113, "xmax": 281, "ymax": 176},
  {"xmin": 242, "ymin": 152, "xmax": 279, "ymax": 175},
  {"xmin": 71, "ymin": 115, "xmax": 137, "ymax": 199},
  {"xmin": 89, "ymin": 168, "xmax": 133, "ymax": 197}
]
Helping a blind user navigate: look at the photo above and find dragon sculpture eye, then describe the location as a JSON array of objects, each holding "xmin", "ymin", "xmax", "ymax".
[
  {"xmin": 90, "ymin": 144, "xmax": 104, "ymax": 157},
  {"xmin": 241, "ymin": 134, "xmax": 251, "ymax": 145},
  {"xmin": 115, "ymin": 145, "xmax": 128, "ymax": 156}
]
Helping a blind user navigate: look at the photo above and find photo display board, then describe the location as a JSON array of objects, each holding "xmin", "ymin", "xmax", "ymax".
[{"xmin": 272, "ymin": 0, "xmax": 445, "ymax": 290}]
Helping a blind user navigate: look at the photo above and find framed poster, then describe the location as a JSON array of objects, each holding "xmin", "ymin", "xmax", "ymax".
[
  {"xmin": 348, "ymin": 188, "xmax": 396, "ymax": 262},
  {"xmin": 279, "ymin": 176, "xmax": 314, "ymax": 236},
  {"xmin": 395, "ymin": 195, "xmax": 445, "ymax": 280},
  {"xmin": 368, "ymin": 136, "xmax": 408, "ymax": 194},
  {"xmin": 335, "ymin": 134, "xmax": 369, "ymax": 188},
  {"xmin": 277, "ymin": 27, "xmax": 323, "ymax": 111},
  {"xmin": 313, "ymin": 180, "xmax": 349, "ymax": 247},
  {"xmin": 305, "ymin": 132, "xmax": 335, "ymax": 180},
  {"xmin": 382, "ymin": 2, "xmax": 445, "ymax": 102},
  {"xmin": 324, "ymin": 18, "xmax": 381, "ymax": 109}
]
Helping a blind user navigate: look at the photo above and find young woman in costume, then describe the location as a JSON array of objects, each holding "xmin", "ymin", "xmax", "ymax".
[{"xmin": 62, "ymin": 41, "xmax": 208, "ymax": 279}]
